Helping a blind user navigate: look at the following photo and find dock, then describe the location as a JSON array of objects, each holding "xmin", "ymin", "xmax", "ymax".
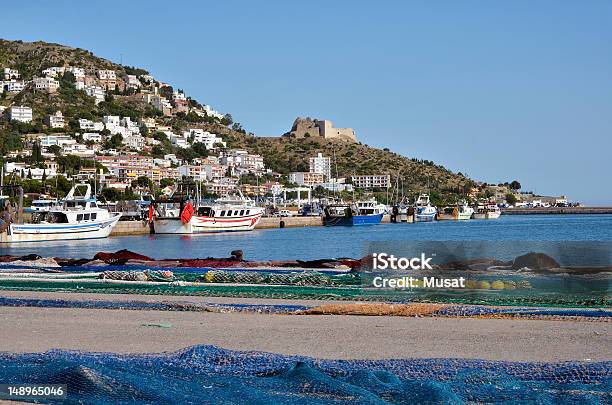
[
  {"xmin": 110, "ymin": 215, "xmax": 395, "ymax": 236},
  {"xmin": 501, "ymin": 207, "xmax": 612, "ymax": 215}
]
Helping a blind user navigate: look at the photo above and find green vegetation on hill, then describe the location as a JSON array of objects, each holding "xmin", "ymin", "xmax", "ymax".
[{"xmin": 0, "ymin": 39, "xmax": 477, "ymax": 202}]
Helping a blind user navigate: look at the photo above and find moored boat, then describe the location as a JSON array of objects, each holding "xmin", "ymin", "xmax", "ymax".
[
  {"xmin": 0, "ymin": 184, "xmax": 121, "ymax": 243},
  {"xmin": 456, "ymin": 200, "xmax": 474, "ymax": 220},
  {"xmin": 152, "ymin": 191, "xmax": 264, "ymax": 234},
  {"xmin": 473, "ymin": 203, "xmax": 501, "ymax": 219},
  {"xmin": 323, "ymin": 199, "xmax": 384, "ymax": 226},
  {"xmin": 414, "ymin": 194, "xmax": 437, "ymax": 222}
]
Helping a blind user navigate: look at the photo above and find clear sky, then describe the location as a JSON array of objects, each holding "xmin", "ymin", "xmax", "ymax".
[{"xmin": 2, "ymin": 1, "xmax": 611, "ymax": 204}]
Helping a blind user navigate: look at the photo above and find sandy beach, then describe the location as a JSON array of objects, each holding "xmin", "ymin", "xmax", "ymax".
[{"xmin": 1, "ymin": 291, "xmax": 610, "ymax": 362}]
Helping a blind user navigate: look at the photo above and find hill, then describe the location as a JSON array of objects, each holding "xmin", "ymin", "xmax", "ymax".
[{"xmin": 0, "ymin": 39, "xmax": 477, "ymax": 202}]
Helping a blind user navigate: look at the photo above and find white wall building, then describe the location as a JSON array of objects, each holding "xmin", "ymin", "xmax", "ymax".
[
  {"xmin": 9, "ymin": 106, "xmax": 33, "ymax": 123},
  {"xmin": 309, "ymin": 153, "xmax": 332, "ymax": 180},
  {"xmin": 97, "ymin": 70, "xmax": 116, "ymax": 80},
  {"xmin": 6, "ymin": 80, "xmax": 25, "ymax": 93},
  {"xmin": 79, "ymin": 118, "xmax": 104, "ymax": 131},
  {"xmin": 33, "ymin": 77, "xmax": 60, "ymax": 92},
  {"xmin": 82, "ymin": 133, "xmax": 103, "ymax": 143},
  {"xmin": 44, "ymin": 111, "xmax": 65, "ymax": 128},
  {"xmin": 38, "ymin": 135, "xmax": 75, "ymax": 148},
  {"xmin": 3, "ymin": 68, "xmax": 19, "ymax": 80},
  {"xmin": 351, "ymin": 175, "xmax": 391, "ymax": 189}
]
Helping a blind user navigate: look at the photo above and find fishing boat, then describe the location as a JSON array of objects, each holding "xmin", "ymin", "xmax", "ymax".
[
  {"xmin": 0, "ymin": 184, "xmax": 121, "ymax": 243},
  {"xmin": 414, "ymin": 194, "xmax": 437, "ymax": 222},
  {"xmin": 322, "ymin": 199, "xmax": 384, "ymax": 226},
  {"xmin": 473, "ymin": 203, "xmax": 501, "ymax": 219},
  {"xmin": 152, "ymin": 191, "xmax": 264, "ymax": 234},
  {"xmin": 456, "ymin": 200, "xmax": 474, "ymax": 220}
]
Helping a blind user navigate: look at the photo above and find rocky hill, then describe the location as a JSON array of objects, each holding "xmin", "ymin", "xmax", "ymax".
[{"xmin": 0, "ymin": 39, "xmax": 477, "ymax": 200}]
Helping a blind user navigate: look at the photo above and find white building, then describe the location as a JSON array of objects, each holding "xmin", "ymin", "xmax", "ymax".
[
  {"xmin": 44, "ymin": 111, "xmax": 65, "ymax": 128},
  {"xmin": 33, "ymin": 77, "xmax": 60, "ymax": 92},
  {"xmin": 67, "ymin": 66, "xmax": 86, "ymax": 80},
  {"xmin": 82, "ymin": 133, "xmax": 103, "ymax": 143},
  {"xmin": 38, "ymin": 135, "xmax": 75, "ymax": 148},
  {"xmin": 9, "ymin": 106, "xmax": 33, "ymax": 123},
  {"xmin": 201, "ymin": 105, "xmax": 224, "ymax": 119},
  {"xmin": 124, "ymin": 74, "xmax": 141, "ymax": 89},
  {"xmin": 220, "ymin": 150, "xmax": 265, "ymax": 172},
  {"xmin": 79, "ymin": 118, "xmax": 104, "ymax": 131},
  {"xmin": 6, "ymin": 80, "xmax": 25, "ymax": 93},
  {"xmin": 288, "ymin": 172, "xmax": 325, "ymax": 186},
  {"xmin": 41, "ymin": 66, "xmax": 66, "ymax": 77},
  {"xmin": 3, "ymin": 68, "xmax": 19, "ymax": 80},
  {"xmin": 309, "ymin": 153, "xmax": 332, "ymax": 180},
  {"xmin": 184, "ymin": 129, "xmax": 226, "ymax": 149},
  {"xmin": 97, "ymin": 70, "xmax": 116, "ymax": 80},
  {"xmin": 123, "ymin": 134, "xmax": 145, "ymax": 150},
  {"xmin": 82, "ymin": 85, "xmax": 105, "ymax": 104},
  {"xmin": 351, "ymin": 175, "xmax": 391, "ymax": 189},
  {"xmin": 62, "ymin": 143, "xmax": 95, "ymax": 157}
]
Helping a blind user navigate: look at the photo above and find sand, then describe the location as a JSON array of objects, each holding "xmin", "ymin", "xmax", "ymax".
[{"xmin": 0, "ymin": 291, "xmax": 610, "ymax": 362}]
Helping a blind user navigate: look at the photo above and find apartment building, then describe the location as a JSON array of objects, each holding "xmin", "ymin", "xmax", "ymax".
[
  {"xmin": 9, "ymin": 106, "xmax": 33, "ymax": 123},
  {"xmin": 288, "ymin": 172, "xmax": 325, "ymax": 186},
  {"xmin": 44, "ymin": 111, "xmax": 65, "ymax": 128},
  {"xmin": 351, "ymin": 174, "xmax": 391, "ymax": 189},
  {"xmin": 309, "ymin": 152, "xmax": 332, "ymax": 179}
]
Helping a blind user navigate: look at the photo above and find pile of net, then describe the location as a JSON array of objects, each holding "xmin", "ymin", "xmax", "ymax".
[
  {"xmin": 0, "ymin": 345, "xmax": 609, "ymax": 404},
  {"xmin": 98, "ymin": 270, "xmax": 175, "ymax": 282}
]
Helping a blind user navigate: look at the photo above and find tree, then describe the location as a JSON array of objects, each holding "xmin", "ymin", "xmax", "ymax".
[
  {"xmin": 159, "ymin": 178, "xmax": 175, "ymax": 188},
  {"xmin": 132, "ymin": 175, "xmax": 152, "ymax": 190},
  {"xmin": 101, "ymin": 187, "xmax": 121, "ymax": 202},
  {"xmin": 48, "ymin": 145, "xmax": 62, "ymax": 156},
  {"xmin": 505, "ymin": 193, "xmax": 518, "ymax": 205},
  {"xmin": 221, "ymin": 113, "xmax": 233, "ymax": 126},
  {"xmin": 509, "ymin": 180, "xmax": 521, "ymax": 191},
  {"xmin": 103, "ymin": 134, "xmax": 123, "ymax": 149},
  {"xmin": 26, "ymin": 169, "xmax": 32, "ymax": 179},
  {"xmin": 191, "ymin": 142, "xmax": 209, "ymax": 157}
]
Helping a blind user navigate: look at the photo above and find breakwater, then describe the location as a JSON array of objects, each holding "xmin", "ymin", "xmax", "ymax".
[{"xmin": 502, "ymin": 207, "xmax": 612, "ymax": 215}]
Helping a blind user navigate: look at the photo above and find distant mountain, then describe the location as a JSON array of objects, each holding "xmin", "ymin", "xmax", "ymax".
[{"xmin": 0, "ymin": 39, "xmax": 477, "ymax": 201}]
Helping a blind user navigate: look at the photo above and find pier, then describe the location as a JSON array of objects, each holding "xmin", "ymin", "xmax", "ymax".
[
  {"xmin": 501, "ymin": 207, "xmax": 612, "ymax": 215},
  {"xmin": 109, "ymin": 215, "xmax": 396, "ymax": 235}
]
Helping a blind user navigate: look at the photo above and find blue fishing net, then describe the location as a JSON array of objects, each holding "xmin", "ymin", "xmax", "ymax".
[{"xmin": 0, "ymin": 345, "xmax": 609, "ymax": 404}]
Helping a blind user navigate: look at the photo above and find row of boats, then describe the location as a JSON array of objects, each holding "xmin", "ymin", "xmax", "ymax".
[
  {"xmin": 321, "ymin": 194, "xmax": 501, "ymax": 226},
  {"xmin": 0, "ymin": 185, "xmax": 499, "ymax": 243}
]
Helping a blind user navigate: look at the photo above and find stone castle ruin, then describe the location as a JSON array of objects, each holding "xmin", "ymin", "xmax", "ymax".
[{"xmin": 288, "ymin": 117, "xmax": 357, "ymax": 142}]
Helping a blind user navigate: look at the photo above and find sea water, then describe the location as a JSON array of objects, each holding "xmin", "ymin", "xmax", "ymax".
[{"xmin": 2, "ymin": 214, "xmax": 612, "ymax": 260}]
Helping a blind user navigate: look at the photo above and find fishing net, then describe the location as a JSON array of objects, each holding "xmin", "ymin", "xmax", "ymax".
[{"xmin": 0, "ymin": 345, "xmax": 609, "ymax": 404}]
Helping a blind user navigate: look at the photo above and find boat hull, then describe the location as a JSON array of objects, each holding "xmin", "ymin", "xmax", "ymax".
[
  {"xmin": 323, "ymin": 213, "xmax": 383, "ymax": 226},
  {"xmin": 0, "ymin": 214, "xmax": 121, "ymax": 243},
  {"xmin": 154, "ymin": 212, "xmax": 263, "ymax": 234}
]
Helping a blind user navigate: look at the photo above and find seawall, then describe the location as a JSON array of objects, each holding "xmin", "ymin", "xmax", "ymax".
[
  {"xmin": 110, "ymin": 214, "xmax": 395, "ymax": 235},
  {"xmin": 502, "ymin": 207, "xmax": 612, "ymax": 215}
]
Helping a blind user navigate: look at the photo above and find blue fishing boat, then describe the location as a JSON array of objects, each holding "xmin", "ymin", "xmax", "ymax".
[{"xmin": 323, "ymin": 200, "xmax": 384, "ymax": 226}]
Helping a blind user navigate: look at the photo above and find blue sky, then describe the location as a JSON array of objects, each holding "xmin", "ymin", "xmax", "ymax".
[{"xmin": 2, "ymin": 1, "xmax": 611, "ymax": 204}]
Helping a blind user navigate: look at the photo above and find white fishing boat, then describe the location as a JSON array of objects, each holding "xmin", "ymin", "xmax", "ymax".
[
  {"xmin": 456, "ymin": 200, "xmax": 474, "ymax": 220},
  {"xmin": 0, "ymin": 184, "xmax": 121, "ymax": 243},
  {"xmin": 355, "ymin": 198, "xmax": 387, "ymax": 216},
  {"xmin": 473, "ymin": 203, "xmax": 501, "ymax": 219},
  {"xmin": 414, "ymin": 194, "xmax": 437, "ymax": 222},
  {"xmin": 152, "ymin": 191, "xmax": 264, "ymax": 234}
]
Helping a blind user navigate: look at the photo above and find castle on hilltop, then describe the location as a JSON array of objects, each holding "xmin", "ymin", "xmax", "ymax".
[{"xmin": 288, "ymin": 117, "xmax": 357, "ymax": 142}]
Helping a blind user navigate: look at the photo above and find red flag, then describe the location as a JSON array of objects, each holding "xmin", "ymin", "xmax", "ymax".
[
  {"xmin": 148, "ymin": 205, "xmax": 154, "ymax": 223},
  {"xmin": 181, "ymin": 202, "xmax": 194, "ymax": 224}
]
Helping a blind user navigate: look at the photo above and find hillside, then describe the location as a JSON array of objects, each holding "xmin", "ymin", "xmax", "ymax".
[{"xmin": 0, "ymin": 39, "xmax": 477, "ymax": 200}]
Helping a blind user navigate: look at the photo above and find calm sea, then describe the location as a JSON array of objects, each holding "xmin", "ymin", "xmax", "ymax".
[{"xmin": 2, "ymin": 214, "xmax": 612, "ymax": 260}]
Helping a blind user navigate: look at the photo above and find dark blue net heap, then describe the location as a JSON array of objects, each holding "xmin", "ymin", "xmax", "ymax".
[{"xmin": 0, "ymin": 345, "xmax": 610, "ymax": 404}]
